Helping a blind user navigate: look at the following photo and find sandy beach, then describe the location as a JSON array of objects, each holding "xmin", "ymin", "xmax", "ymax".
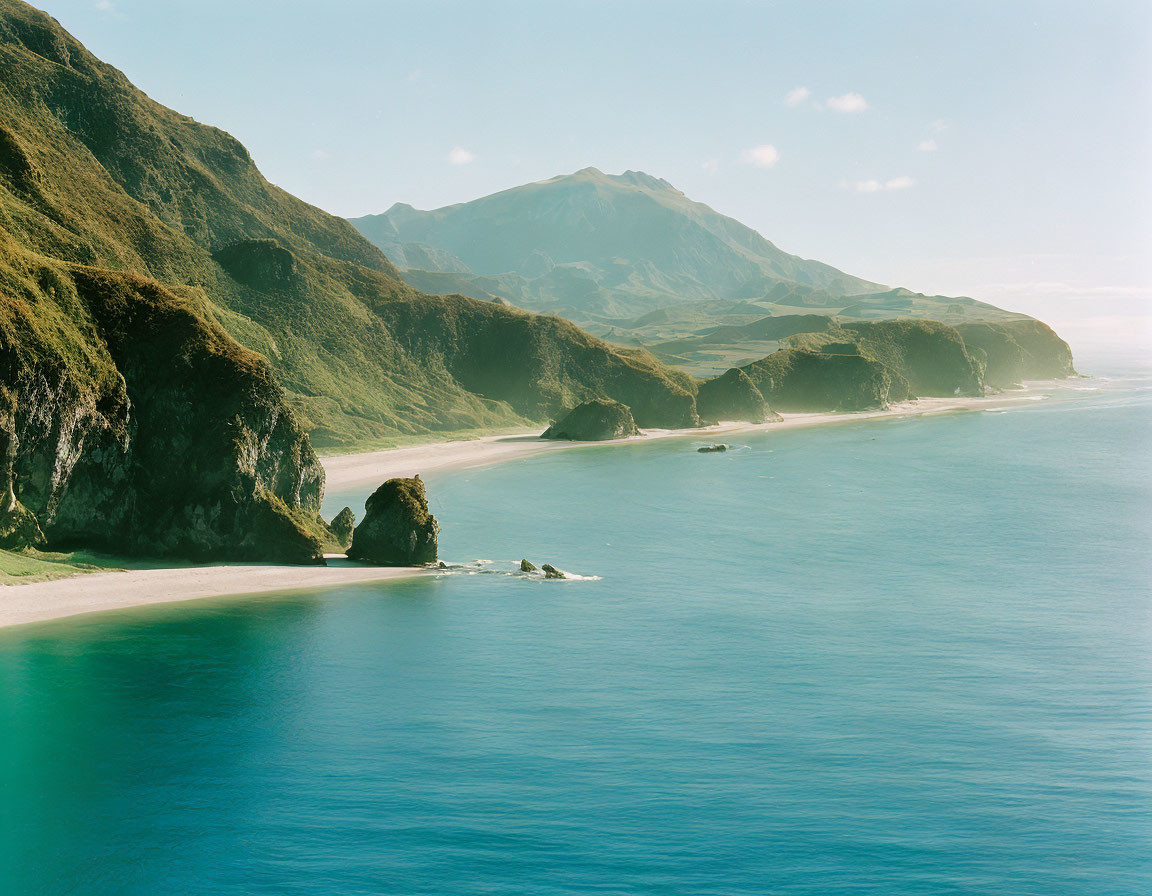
[
  {"xmin": 0, "ymin": 390, "xmax": 1047, "ymax": 631},
  {"xmin": 322, "ymin": 393, "xmax": 1014, "ymax": 492},
  {"xmin": 0, "ymin": 561, "xmax": 432, "ymax": 630}
]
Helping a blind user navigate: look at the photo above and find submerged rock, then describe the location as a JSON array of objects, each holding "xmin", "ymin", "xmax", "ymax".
[
  {"xmin": 520, "ymin": 558, "xmax": 537, "ymax": 572},
  {"xmin": 347, "ymin": 476, "xmax": 439, "ymax": 566},
  {"xmin": 330, "ymin": 507, "xmax": 356, "ymax": 549},
  {"xmin": 541, "ymin": 564, "xmax": 566, "ymax": 580},
  {"xmin": 697, "ymin": 444, "xmax": 729, "ymax": 453},
  {"xmin": 542, "ymin": 399, "xmax": 640, "ymax": 441}
]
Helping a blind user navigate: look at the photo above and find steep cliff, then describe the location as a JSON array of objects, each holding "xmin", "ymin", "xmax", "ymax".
[
  {"xmin": 741, "ymin": 350, "xmax": 912, "ymax": 412},
  {"xmin": 957, "ymin": 320, "xmax": 1076, "ymax": 387},
  {"xmin": 787, "ymin": 319, "xmax": 984, "ymax": 397},
  {"xmin": 0, "ymin": 256, "xmax": 325, "ymax": 562}
]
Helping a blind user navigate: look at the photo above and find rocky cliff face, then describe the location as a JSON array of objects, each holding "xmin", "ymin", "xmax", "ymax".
[
  {"xmin": 785, "ymin": 319, "xmax": 984, "ymax": 398},
  {"xmin": 741, "ymin": 350, "xmax": 912, "ymax": 412},
  {"xmin": 840, "ymin": 320, "xmax": 984, "ymax": 397},
  {"xmin": 695, "ymin": 368, "xmax": 778, "ymax": 424},
  {"xmin": 957, "ymin": 320, "xmax": 1075, "ymax": 387},
  {"xmin": 0, "ymin": 261, "xmax": 325, "ymax": 562}
]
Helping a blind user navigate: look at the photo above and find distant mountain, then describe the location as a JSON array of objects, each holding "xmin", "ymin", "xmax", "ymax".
[{"xmin": 351, "ymin": 168, "xmax": 885, "ymax": 318}]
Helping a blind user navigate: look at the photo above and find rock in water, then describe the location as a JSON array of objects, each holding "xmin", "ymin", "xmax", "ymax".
[
  {"xmin": 542, "ymin": 564, "xmax": 566, "ymax": 579},
  {"xmin": 541, "ymin": 399, "xmax": 640, "ymax": 441},
  {"xmin": 347, "ymin": 477, "xmax": 439, "ymax": 566},
  {"xmin": 695, "ymin": 368, "xmax": 779, "ymax": 424},
  {"xmin": 330, "ymin": 507, "xmax": 356, "ymax": 549},
  {"xmin": 697, "ymin": 444, "xmax": 729, "ymax": 453},
  {"xmin": 520, "ymin": 559, "xmax": 537, "ymax": 572}
]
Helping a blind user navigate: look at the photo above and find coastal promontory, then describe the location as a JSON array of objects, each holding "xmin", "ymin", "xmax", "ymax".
[{"xmin": 542, "ymin": 400, "xmax": 640, "ymax": 441}]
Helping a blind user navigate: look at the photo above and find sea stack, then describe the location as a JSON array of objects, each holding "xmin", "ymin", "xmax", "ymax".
[
  {"xmin": 330, "ymin": 507, "xmax": 356, "ymax": 549},
  {"xmin": 347, "ymin": 476, "xmax": 439, "ymax": 566}
]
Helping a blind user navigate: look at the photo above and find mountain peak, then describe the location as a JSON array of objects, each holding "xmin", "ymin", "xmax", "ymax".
[{"xmin": 616, "ymin": 170, "xmax": 676, "ymax": 192}]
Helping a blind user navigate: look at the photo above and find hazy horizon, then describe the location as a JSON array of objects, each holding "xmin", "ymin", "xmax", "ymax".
[{"xmin": 40, "ymin": 0, "xmax": 1151, "ymax": 348}]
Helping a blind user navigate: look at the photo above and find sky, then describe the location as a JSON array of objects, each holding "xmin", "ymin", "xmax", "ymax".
[{"xmin": 40, "ymin": 0, "xmax": 1152, "ymax": 348}]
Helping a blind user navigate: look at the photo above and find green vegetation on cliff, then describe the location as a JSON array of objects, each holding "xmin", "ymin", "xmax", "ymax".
[
  {"xmin": 695, "ymin": 368, "xmax": 776, "ymax": 424},
  {"xmin": 542, "ymin": 399, "xmax": 641, "ymax": 441},
  {"xmin": 956, "ymin": 320, "xmax": 1076, "ymax": 387},
  {"xmin": 787, "ymin": 319, "xmax": 984, "ymax": 397},
  {"xmin": 741, "ymin": 350, "xmax": 910, "ymax": 413},
  {"xmin": 347, "ymin": 477, "xmax": 438, "ymax": 566}
]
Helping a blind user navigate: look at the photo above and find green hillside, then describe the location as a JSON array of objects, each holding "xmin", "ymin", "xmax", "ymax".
[{"xmin": 0, "ymin": 0, "xmax": 700, "ymax": 560}]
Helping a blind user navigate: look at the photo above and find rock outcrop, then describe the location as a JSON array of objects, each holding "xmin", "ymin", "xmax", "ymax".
[
  {"xmin": 330, "ymin": 507, "xmax": 356, "ymax": 549},
  {"xmin": 542, "ymin": 564, "xmax": 565, "ymax": 579},
  {"xmin": 695, "ymin": 368, "xmax": 778, "ymax": 424},
  {"xmin": 520, "ymin": 558, "xmax": 537, "ymax": 572},
  {"xmin": 347, "ymin": 476, "xmax": 439, "ymax": 566},
  {"xmin": 542, "ymin": 399, "xmax": 640, "ymax": 441}
]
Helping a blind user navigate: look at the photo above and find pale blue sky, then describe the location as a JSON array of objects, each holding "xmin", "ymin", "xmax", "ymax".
[{"xmin": 42, "ymin": 0, "xmax": 1152, "ymax": 344}]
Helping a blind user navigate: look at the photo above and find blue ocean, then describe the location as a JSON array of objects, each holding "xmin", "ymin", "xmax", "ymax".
[{"xmin": 2, "ymin": 358, "xmax": 1150, "ymax": 895}]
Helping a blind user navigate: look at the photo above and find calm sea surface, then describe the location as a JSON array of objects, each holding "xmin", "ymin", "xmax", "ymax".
[{"xmin": 2, "ymin": 359, "xmax": 1150, "ymax": 894}]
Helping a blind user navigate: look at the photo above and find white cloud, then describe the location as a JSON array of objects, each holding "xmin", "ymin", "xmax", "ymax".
[
  {"xmin": 918, "ymin": 139, "xmax": 938, "ymax": 152},
  {"xmin": 784, "ymin": 86, "xmax": 811, "ymax": 107},
  {"xmin": 94, "ymin": 0, "xmax": 114, "ymax": 10},
  {"xmin": 848, "ymin": 176, "xmax": 915, "ymax": 193},
  {"xmin": 929, "ymin": 119, "xmax": 949, "ymax": 133},
  {"xmin": 826, "ymin": 92, "xmax": 869, "ymax": 113},
  {"xmin": 310, "ymin": 149, "xmax": 331, "ymax": 161},
  {"xmin": 702, "ymin": 158, "xmax": 720, "ymax": 174},
  {"xmin": 447, "ymin": 146, "xmax": 475, "ymax": 165},
  {"xmin": 740, "ymin": 144, "xmax": 780, "ymax": 168}
]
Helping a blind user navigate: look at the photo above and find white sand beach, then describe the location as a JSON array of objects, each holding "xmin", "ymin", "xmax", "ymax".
[
  {"xmin": 0, "ymin": 561, "xmax": 431, "ymax": 630},
  {"xmin": 0, "ymin": 389, "xmax": 1048, "ymax": 631},
  {"xmin": 322, "ymin": 394, "xmax": 1014, "ymax": 492}
]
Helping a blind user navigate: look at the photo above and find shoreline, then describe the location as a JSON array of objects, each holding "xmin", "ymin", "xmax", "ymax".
[
  {"xmin": 0, "ymin": 389, "xmax": 1052, "ymax": 632},
  {"xmin": 0, "ymin": 562, "xmax": 433, "ymax": 631},
  {"xmin": 322, "ymin": 391, "xmax": 1044, "ymax": 492}
]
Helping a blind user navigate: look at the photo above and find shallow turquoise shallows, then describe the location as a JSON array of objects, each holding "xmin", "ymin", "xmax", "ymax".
[{"xmin": 2, "ymin": 363, "xmax": 1150, "ymax": 895}]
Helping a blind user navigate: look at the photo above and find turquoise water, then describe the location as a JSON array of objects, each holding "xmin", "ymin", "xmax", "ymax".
[{"xmin": 2, "ymin": 368, "xmax": 1150, "ymax": 894}]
